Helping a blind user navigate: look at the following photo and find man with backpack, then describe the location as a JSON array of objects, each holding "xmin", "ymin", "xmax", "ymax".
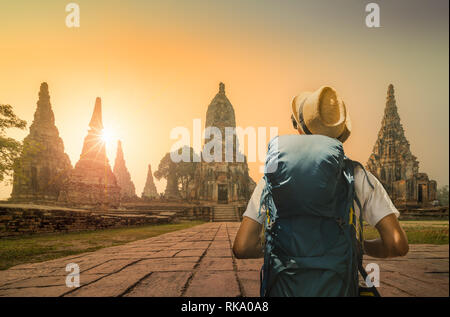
[{"xmin": 232, "ymin": 86, "xmax": 409, "ymax": 296}]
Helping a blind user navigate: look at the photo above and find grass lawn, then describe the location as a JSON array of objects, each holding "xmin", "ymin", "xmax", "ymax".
[
  {"xmin": 0, "ymin": 221, "xmax": 204, "ymax": 270},
  {"xmin": 364, "ymin": 220, "xmax": 449, "ymax": 244}
]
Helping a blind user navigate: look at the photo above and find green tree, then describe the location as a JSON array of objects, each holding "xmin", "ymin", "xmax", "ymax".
[
  {"xmin": 175, "ymin": 146, "xmax": 200, "ymax": 199},
  {"xmin": 437, "ymin": 185, "xmax": 449, "ymax": 206},
  {"xmin": 154, "ymin": 152, "xmax": 175, "ymax": 181},
  {"xmin": 0, "ymin": 104, "xmax": 26, "ymax": 183},
  {"xmin": 154, "ymin": 146, "xmax": 200, "ymax": 199}
]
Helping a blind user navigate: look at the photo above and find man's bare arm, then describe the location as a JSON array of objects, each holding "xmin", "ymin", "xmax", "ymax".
[
  {"xmin": 233, "ymin": 216, "xmax": 264, "ymax": 259},
  {"xmin": 364, "ymin": 213, "xmax": 409, "ymax": 258}
]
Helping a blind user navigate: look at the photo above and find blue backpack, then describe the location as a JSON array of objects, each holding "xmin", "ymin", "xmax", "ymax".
[{"xmin": 259, "ymin": 134, "xmax": 378, "ymax": 297}]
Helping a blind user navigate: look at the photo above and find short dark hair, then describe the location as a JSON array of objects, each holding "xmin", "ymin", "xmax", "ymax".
[{"xmin": 291, "ymin": 114, "xmax": 298, "ymax": 130}]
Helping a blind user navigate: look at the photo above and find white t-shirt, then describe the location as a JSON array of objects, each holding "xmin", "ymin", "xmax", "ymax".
[{"xmin": 243, "ymin": 166, "xmax": 399, "ymax": 227}]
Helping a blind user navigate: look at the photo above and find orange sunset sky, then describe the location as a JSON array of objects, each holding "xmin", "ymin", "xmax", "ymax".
[{"xmin": 0, "ymin": 0, "xmax": 448, "ymax": 199}]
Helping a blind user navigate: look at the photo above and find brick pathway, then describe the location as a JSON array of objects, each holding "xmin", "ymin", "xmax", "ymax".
[{"xmin": 0, "ymin": 223, "xmax": 448, "ymax": 297}]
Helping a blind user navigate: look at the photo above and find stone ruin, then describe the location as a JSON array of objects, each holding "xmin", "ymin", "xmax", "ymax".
[
  {"xmin": 367, "ymin": 84, "xmax": 437, "ymax": 207},
  {"xmin": 113, "ymin": 140, "xmax": 137, "ymax": 200},
  {"xmin": 10, "ymin": 82, "xmax": 258, "ymax": 208},
  {"xmin": 58, "ymin": 97, "xmax": 121, "ymax": 207},
  {"xmin": 11, "ymin": 82, "xmax": 72, "ymax": 202},
  {"xmin": 190, "ymin": 83, "xmax": 256, "ymax": 203},
  {"xmin": 141, "ymin": 164, "xmax": 158, "ymax": 200}
]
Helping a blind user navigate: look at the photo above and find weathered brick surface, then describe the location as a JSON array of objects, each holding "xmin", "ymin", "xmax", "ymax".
[
  {"xmin": 0, "ymin": 274, "xmax": 104, "ymax": 290},
  {"xmin": 184, "ymin": 270, "xmax": 240, "ymax": 297},
  {"xmin": 237, "ymin": 271, "xmax": 261, "ymax": 297},
  {"xmin": 175, "ymin": 249, "xmax": 205, "ymax": 257},
  {"xmin": 0, "ymin": 222, "xmax": 447, "ymax": 297},
  {"xmin": 65, "ymin": 264, "xmax": 152, "ymax": 297},
  {"xmin": 197, "ymin": 257, "xmax": 234, "ymax": 271},
  {"xmin": 0, "ymin": 285, "xmax": 70, "ymax": 297},
  {"xmin": 82, "ymin": 259, "xmax": 137, "ymax": 275},
  {"xmin": 124, "ymin": 272, "xmax": 193, "ymax": 297}
]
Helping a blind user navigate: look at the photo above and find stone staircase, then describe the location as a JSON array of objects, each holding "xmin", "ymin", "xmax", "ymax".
[{"xmin": 213, "ymin": 204, "xmax": 240, "ymax": 222}]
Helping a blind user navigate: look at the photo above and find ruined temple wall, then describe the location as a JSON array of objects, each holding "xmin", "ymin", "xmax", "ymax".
[{"xmin": 0, "ymin": 205, "xmax": 173, "ymax": 238}]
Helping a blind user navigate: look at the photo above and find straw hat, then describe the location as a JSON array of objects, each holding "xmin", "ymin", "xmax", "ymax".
[{"xmin": 291, "ymin": 86, "xmax": 351, "ymax": 143}]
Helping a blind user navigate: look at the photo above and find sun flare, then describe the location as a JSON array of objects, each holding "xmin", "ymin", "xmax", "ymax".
[{"xmin": 100, "ymin": 128, "xmax": 115, "ymax": 145}]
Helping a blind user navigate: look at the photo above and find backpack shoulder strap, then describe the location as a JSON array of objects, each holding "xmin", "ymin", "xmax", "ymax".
[
  {"xmin": 344, "ymin": 158, "xmax": 375, "ymax": 227},
  {"xmin": 351, "ymin": 160, "xmax": 375, "ymax": 190},
  {"xmin": 346, "ymin": 160, "xmax": 381, "ymax": 297},
  {"xmin": 259, "ymin": 175, "xmax": 278, "ymax": 297}
]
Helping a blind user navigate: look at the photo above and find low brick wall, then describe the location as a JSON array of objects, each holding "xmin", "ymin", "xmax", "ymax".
[
  {"xmin": 398, "ymin": 206, "xmax": 449, "ymax": 220},
  {"xmin": 0, "ymin": 204, "xmax": 175, "ymax": 238},
  {"xmin": 175, "ymin": 206, "xmax": 212, "ymax": 222}
]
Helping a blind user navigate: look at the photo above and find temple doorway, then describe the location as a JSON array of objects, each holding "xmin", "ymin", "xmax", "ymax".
[{"xmin": 218, "ymin": 184, "xmax": 228, "ymax": 204}]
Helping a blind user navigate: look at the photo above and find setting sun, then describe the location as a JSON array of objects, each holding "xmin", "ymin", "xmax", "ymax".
[{"xmin": 101, "ymin": 127, "xmax": 115, "ymax": 146}]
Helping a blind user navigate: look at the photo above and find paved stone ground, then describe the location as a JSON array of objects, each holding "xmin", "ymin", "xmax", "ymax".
[{"xmin": 0, "ymin": 223, "xmax": 448, "ymax": 297}]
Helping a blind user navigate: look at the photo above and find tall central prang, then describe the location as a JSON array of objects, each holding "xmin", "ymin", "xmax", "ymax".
[{"xmin": 192, "ymin": 82, "xmax": 255, "ymax": 204}]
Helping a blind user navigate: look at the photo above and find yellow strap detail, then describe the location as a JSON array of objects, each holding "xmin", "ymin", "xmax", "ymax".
[
  {"xmin": 349, "ymin": 206, "xmax": 358, "ymax": 233},
  {"xmin": 349, "ymin": 206, "xmax": 354, "ymax": 225}
]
